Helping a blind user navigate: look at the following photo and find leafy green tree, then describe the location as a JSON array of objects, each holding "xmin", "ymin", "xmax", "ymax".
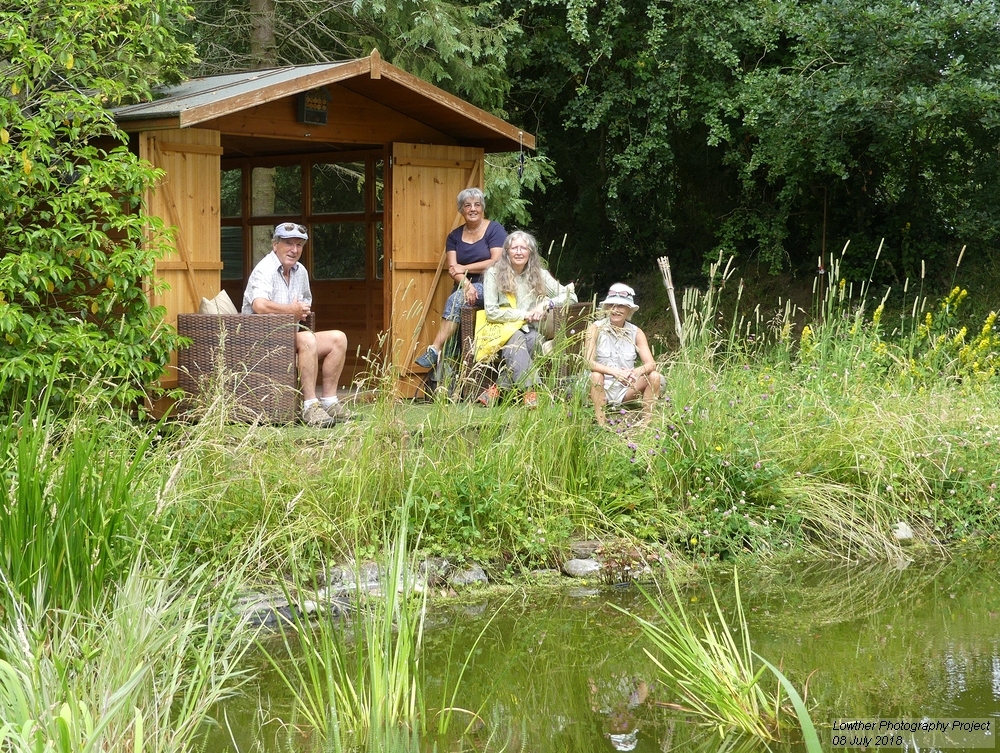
[
  {"xmin": 189, "ymin": 0, "xmax": 520, "ymax": 110},
  {"xmin": 0, "ymin": 0, "xmax": 196, "ymax": 407},
  {"xmin": 508, "ymin": 0, "xmax": 1000, "ymax": 283},
  {"xmin": 505, "ymin": 0, "xmax": 738, "ymax": 284},
  {"xmin": 720, "ymin": 0, "xmax": 1000, "ymax": 276},
  {"xmin": 185, "ymin": 0, "xmax": 552, "ymax": 227}
]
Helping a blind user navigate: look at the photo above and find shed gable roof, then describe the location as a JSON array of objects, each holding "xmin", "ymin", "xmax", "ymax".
[{"xmin": 113, "ymin": 51, "xmax": 534, "ymax": 152}]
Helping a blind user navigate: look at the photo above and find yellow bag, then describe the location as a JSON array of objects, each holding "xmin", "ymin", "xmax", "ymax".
[{"xmin": 474, "ymin": 293, "xmax": 524, "ymax": 362}]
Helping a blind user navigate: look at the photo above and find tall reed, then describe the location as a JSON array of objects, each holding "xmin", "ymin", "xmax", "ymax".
[
  {"xmin": 620, "ymin": 570, "xmax": 778, "ymax": 740},
  {"xmin": 0, "ymin": 388, "xmax": 156, "ymax": 612},
  {"xmin": 620, "ymin": 570, "xmax": 822, "ymax": 751},
  {"xmin": 260, "ymin": 503, "xmax": 430, "ymax": 752},
  {"xmin": 0, "ymin": 552, "xmax": 254, "ymax": 752}
]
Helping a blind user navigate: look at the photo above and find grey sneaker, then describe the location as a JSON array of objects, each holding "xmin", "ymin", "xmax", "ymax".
[
  {"xmin": 325, "ymin": 400, "xmax": 352, "ymax": 422},
  {"xmin": 303, "ymin": 402, "xmax": 336, "ymax": 427},
  {"xmin": 415, "ymin": 346, "xmax": 439, "ymax": 369}
]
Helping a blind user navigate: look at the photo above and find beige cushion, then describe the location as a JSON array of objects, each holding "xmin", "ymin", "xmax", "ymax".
[{"xmin": 198, "ymin": 290, "xmax": 239, "ymax": 316}]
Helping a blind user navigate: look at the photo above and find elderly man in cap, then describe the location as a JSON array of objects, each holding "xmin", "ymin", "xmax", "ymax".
[
  {"xmin": 584, "ymin": 283, "xmax": 661, "ymax": 426},
  {"xmin": 242, "ymin": 222, "xmax": 349, "ymax": 427}
]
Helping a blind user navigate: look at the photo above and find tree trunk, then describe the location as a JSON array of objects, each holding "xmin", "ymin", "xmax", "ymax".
[
  {"xmin": 249, "ymin": 0, "xmax": 277, "ymax": 234},
  {"xmin": 249, "ymin": 0, "xmax": 277, "ymax": 70}
]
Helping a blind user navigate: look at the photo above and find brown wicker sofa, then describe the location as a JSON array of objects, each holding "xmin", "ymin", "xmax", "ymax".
[{"xmin": 176, "ymin": 313, "xmax": 314, "ymax": 423}]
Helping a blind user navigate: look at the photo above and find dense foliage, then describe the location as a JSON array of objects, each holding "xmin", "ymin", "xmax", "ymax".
[
  {"xmin": 507, "ymin": 0, "xmax": 1000, "ymax": 284},
  {"xmin": 0, "ymin": 0, "xmax": 195, "ymax": 407},
  {"xmin": 189, "ymin": 0, "xmax": 519, "ymax": 110},
  {"xmin": 145, "ymin": 274, "xmax": 999, "ymax": 567},
  {"xmin": 185, "ymin": 0, "xmax": 553, "ymax": 226}
]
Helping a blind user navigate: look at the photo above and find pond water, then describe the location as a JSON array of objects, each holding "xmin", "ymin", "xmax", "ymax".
[{"xmin": 214, "ymin": 555, "xmax": 1000, "ymax": 752}]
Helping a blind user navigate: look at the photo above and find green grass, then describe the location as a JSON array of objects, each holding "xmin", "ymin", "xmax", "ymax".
[
  {"xmin": 621, "ymin": 570, "xmax": 779, "ymax": 741},
  {"xmin": 0, "ymin": 243, "xmax": 998, "ymax": 751},
  {"xmin": 256, "ymin": 496, "xmax": 492, "ymax": 753},
  {"xmin": 0, "ymin": 387, "xmax": 157, "ymax": 613},
  {"xmin": 144, "ymin": 254, "xmax": 1000, "ymax": 567},
  {"xmin": 0, "ymin": 553, "xmax": 253, "ymax": 753}
]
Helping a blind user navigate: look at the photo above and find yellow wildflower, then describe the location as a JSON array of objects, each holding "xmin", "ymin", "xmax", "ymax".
[
  {"xmin": 980, "ymin": 312, "xmax": 997, "ymax": 338},
  {"xmin": 800, "ymin": 325, "xmax": 815, "ymax": 359}
]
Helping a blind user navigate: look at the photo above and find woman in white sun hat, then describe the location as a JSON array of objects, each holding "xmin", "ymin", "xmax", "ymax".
[{"xmin": 584, "ymin": 283, "xmax": 661, "ymax": 426}]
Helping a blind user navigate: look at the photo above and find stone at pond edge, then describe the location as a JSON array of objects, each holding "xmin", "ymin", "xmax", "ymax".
[
  {"xmin": 235, "ymin": 593, "xmax": 351, "ymax": 630},
  {"xmin": 448, "ymin": 564, "xmax": 488, "ymax": 587},
  {"xmin": 323, "ymin": 560, "xmax": 381, "ymax": 592},
  {"xmin": 892, "ymin": 521, "xmax": 914, "ymax": 543},
  {"xmin": 323, "ymin": 558, "xmax": 455, "ymax": 594},
  {"xmin": 562, "ymin": 558, "xmax": 602, "ymax": 578},
  {"xmin": 419, "ymin": 557, "xmax": 453, "ymax": 588},
  {"xmin": 569, "ymin": 540, "xmax": 601, "ymax": 558}
]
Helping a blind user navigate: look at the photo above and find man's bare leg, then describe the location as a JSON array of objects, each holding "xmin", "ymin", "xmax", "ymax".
[
  {"xmin": 295, "ymin": 330, "xmax": 321, "ymax": 401},
  {"xmin": 315, "ymin": 329, "xmax": 348, "ymax": 398}
]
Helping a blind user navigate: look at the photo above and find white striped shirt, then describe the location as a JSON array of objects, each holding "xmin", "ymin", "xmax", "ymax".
[{"xmin": 241, "ymin": 251, "xmax": 312, "ymax": 314}]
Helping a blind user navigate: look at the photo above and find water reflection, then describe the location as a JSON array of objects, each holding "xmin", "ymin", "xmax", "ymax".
[{"xmin": 212, "ymin": 556, "xmax": 1000, "ymax": 752}]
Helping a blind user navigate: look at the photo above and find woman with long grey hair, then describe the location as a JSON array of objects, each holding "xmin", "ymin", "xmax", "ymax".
[{"xmin": 480, "ymin": 230, "xmax": 577, "ymax": 407}]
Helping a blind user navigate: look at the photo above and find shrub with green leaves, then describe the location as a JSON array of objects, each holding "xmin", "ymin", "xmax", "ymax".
[{"xmin": 0, "ymin": 0, "xmax": 196, "ymax": 408}]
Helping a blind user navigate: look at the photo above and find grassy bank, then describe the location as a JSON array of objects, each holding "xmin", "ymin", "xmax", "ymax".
[
  {"xmin": 0, "ymin": 253, "xmax": 997, "ymax": 750},
  {"xmin": 4, "ymin": 256, "xmax": 997, "ymax": 575},
  {"xmin": 150, "ymin": 254, "xmax": 1000, "ymax": 569}
]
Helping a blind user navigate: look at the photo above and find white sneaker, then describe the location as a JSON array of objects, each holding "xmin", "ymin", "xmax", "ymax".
[
  {"xmin": 325, "ymin": 401, "xmax": 352, "ymax": 422},
  {"xmin": 303, "ymin": 402, "xmax": 336, "ymax": 427}
]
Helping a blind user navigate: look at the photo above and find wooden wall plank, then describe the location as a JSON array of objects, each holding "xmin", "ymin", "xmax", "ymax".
[
  {"xmin": 142, "ymin": 128, "xmax": 222, "ymax": 383},
  {"xmin": 158, "ymin": 141, "xmax": 225, "ymax": 156},
  {"xmin": 389, "ymin": 143, "xmax": 484, "ymax": 396}
]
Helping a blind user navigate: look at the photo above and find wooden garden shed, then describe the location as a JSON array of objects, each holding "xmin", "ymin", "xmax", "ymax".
[{"xmin": 113, "ymin": 51, "xmax": 534, "ymax": 397}]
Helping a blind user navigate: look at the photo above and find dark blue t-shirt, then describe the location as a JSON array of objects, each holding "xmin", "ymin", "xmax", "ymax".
[{"xmin": 446, "ymin": 221, "xmax": 507, "ymax": 283}]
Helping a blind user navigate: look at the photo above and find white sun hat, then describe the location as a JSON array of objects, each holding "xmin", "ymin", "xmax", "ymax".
[{"xmin": 600, "ymin": 282, "xmax": 639, "ymax": 311}]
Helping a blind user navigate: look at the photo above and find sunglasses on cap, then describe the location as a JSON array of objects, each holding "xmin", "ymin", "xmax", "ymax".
[{"xmin": 274, "ymin": 222, "xmax": 309, "ymax": 241}]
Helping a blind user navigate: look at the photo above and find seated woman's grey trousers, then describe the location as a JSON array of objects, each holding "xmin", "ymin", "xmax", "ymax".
[{"xmin": 499, "ymin": 326, "xmax": 539, "ymax": 388}]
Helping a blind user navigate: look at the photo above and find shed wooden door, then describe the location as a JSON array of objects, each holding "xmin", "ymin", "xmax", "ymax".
[
  {"xmin": 141, "ymin": 128, "xmax": 224, "ymax": 387},
  {"xmin": 389, "ymin": 143, "xmax": 484, "ymax": 397}
]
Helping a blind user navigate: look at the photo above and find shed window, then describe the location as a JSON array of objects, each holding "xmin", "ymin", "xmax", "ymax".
[
  {"xmin": 221, "ymin": 169, "xmax": 242, "ymax": 218},
  {"xmin": 251, "ymin": 165, "xmax": 301, "ymax": 216},
  {"xmin": 221, "ymin": 226, "xmax": 243, "ymax": 280},
  {"xmin": 222, "ymin": 151, "xmax": 385, "ymax": 284},
  {"xmin": 313, "ymin": 222, "xmax": 366, "ymax": 280},
  {"xmin": 312, "ymin": 162, "xmax": 365, "ymax": 214}
]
